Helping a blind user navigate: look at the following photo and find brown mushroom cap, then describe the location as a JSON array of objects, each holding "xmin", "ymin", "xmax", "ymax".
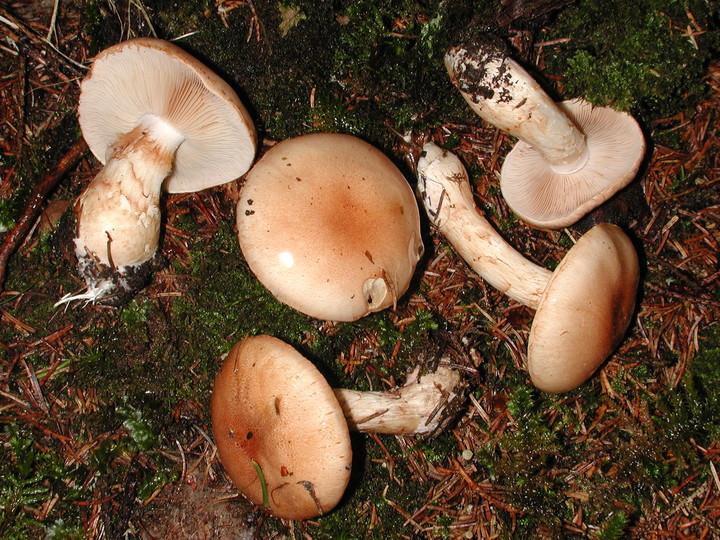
[
  {"xmin": 527, "ymin": 223, "xmax": 639, "ymax": 393},
  {"xmin": 210, "ymin": 335, "xmax": 352, "ymax": 520},
  {"xmin": 501, "ymin": 99, "xmax": 645, "ymax": 229},
  {"xmin": 78, "ymin": 37, "xmax": 256, "ymax": 194},
  {"xmin": 237, "ymin": 133, "xmax": 423, "ymax": 322}
]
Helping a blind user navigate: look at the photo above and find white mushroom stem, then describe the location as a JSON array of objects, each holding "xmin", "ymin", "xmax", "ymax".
[
  {"xmin": 445, "ymin": 41, "xmax": 588, "ymax": 175},
  {"xmin": 332, "ymin": 364, "xmax": 463, "ymax": 437},
  {"xmin": 74, "ymin": 116, "xmax": 185, "ymax": 268},
  {"xmin": 417, "ymin": 142, "xmax": 551, "ymax": 308}
]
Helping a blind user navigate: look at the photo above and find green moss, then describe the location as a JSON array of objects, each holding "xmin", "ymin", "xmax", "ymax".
[
  {"xmin": 470, "ymin": 387, "xmax": 570, "ymax": 534},
  {"xmin": 172, "ymin": 224, "xmax": 318, "ymax": 361},
  {"xmin": 148, "ymin": 0, "xmax": 343, "ymax": 141},
  {"xmin": 0, "ymin": 132, "xmax": 70, "ymax": 235},
  {"xmin": 332, "ymin": 0, "xmax": 472, "ymax": 137},
  {"xmin": 312, "ymin": 434, "xmax": 430, "ymax": 539},
  {"xmin": 0, "ymin": 425, "xmax": 88, "ymax": 539},
  {"xmin": 466, "ymin": 361, "xmax": 718, "ymax": 534},
  {"xmin": 81, "ymin": 0, "xmax": 120, "ymax": 53},
  {"xmin": 658, "ymin": 325, "xmax": 720, "ymax": 444},
  {"xmin": 596, "ymin": 511, "xmax": 629, "ymax": 540},
  {"xmin": 544, "ymin": 0, "xmax": 719, "ymax": 120},
  {"xmin": 0, "ymin": 188, "xmax": 24, "ymax": 233},
  {"xmin": 142, "ymin": 0, "xmax": 482, "ymax": 149},
  {"xmin": 413, "ymin": 431, "xmax": 457, "ymax": 463}
]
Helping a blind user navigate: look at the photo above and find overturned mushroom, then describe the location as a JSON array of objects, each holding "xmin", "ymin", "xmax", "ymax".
[
  {"xmin": 445, "ymin": 37, "xmax": 645, "ymax": 229},
  {"xmin": 416, "ymin": 143, "xmax": 639, "ymax": 393},
  {"xmin": 237, "ymin": 133, "xmax": 423, "ymax": 322},
  {"xmin": 211, "ymin": 335, "xmax": 464, "ymax": 519},
  {"xmin": 58, "ymin": 38, "xmax": 256, "ymax": 304}
]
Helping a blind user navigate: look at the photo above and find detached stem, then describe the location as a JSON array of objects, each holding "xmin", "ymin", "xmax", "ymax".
[{"xmin": 417, "ymin": 143, "xmax": 551, "ymax": 309}]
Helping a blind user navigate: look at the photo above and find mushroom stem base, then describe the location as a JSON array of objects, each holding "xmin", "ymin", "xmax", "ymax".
[
  {"xmin": 333, "ymin": 365, "xmax": 466, "ymax": 438},
  {"xmin": 53, "ymin": 209, "xmax": 165, "ymax": 306}
]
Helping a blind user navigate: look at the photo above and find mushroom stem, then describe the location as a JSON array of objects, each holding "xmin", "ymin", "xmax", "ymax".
[
  {"xmin": 75, "ymin": 117, "xmax": 184, "ymax": 269},
  {"xmin": 417, "ymin": 142, "xmax": 551, "ymax": 308},
  {"xmin": 445, "ymin": 39, "xmax": 588, "ymax": 174},
  {"xmin": 332, "ymin": 365, "xmax": 464, "ymax": 437}
]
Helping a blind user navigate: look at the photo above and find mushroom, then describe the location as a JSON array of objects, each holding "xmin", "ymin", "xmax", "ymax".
[
  {"xmin": 236, "ymin": 133, "xmax": 423, "ymax": 321},
  {"xmin": 416, "ymin": 142, "xmax": 639, "ymax": 393},
  {"xmin": 445, "ymin": 37, "xmax": 645, "ymax": 229},
  {"xmin": 60, "ymin": 38, "xmax": 256, "ymax": 304},
  {"xmin": 211, "ymin": 334, "xmax": 464, "ymax": 519}
]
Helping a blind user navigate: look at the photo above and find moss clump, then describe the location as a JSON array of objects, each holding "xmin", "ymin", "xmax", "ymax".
[
  {"xmin": 311, "ymin": 434, "xmax": 431, "ymax": 539},
  {"xmin": 658, "ymin": 324, "xmax": 720, "ymax": 445},
  {"xmin": 0, "ymin": 425, "xmax": 87, "ymax": 539},
  {"xmin": 332, "ymin": 0, "xmax": 475, "ymax": 138},
  {"xmin": 170, "ymin": 221, "xmax": 319, "ymax": 362},
  {"xmin": 481, "ymin": 386, "xmax": 568, "ymax": 535},
  {"xmin": 0, "ymin": 110, "xmax": 78, "ymax": 235},
  {"xmin": 148, "ymin": 0, "xmax": 347, "ymax": 141},
  {"xmin": 0, "ymin": 186, "xmax": 25, "ymax": 233},
  {"xmin": 596, "ymin": 511, "xmax": 629, "ymax": 540},
  {"xmin": 81, "ymin": 0, "xmax": 124, "ymax": 53},
  {"xmin": 544, "ymin": 0, "xmax": 719, "ymax": 120}
]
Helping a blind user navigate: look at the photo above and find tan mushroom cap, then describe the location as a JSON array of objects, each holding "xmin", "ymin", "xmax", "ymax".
[
  {"xmin": 237, "ymin": 133, "xmax": 424, "ymax": 322},
  {"xmin": 527, "ymin": 223, "xmax": 639, "ymax": 393},
  {"xmin": 211, "ymin": 335, "xmax": 352, "ymax": 520},
  {"xmin": 79, "ymin": 37, "xmax": 257, "ymax": 193},
  {"xmin": 501, "ymin": 99, "xmax": 645, "ymax": 229}
]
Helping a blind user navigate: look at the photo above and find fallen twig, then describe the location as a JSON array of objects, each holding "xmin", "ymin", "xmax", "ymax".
[{"xmin": 0, "ymin": 138, "xmax": 88, "ymax": 290}]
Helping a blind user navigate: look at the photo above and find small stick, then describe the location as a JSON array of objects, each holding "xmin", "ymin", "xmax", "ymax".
[{"xmin": 0, "ymin": 138, "xmax": 88, "ymax": 290}]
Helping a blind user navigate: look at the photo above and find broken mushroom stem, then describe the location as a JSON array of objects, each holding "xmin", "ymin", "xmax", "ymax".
[
  {"xmin": 333, "ymin": 363, "xmax": 464, "ymax": 437},
  {"xmin": 417, "ymin": 142, "xmax": 551, "ymax": 308}
]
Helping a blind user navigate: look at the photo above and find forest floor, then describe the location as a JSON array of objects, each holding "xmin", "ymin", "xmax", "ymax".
[{"xmin": 0, "ymin": 1, "xmax": 718, "ymax": 538}]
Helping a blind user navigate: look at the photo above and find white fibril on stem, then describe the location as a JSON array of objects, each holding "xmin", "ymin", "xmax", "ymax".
[
  {"xmin": 445, "ymin": 39, "xmax": 645, "ymax": 229},
  {"xmin": 417, "ymin": 143, "xmax": 640, "ymax": 393}
]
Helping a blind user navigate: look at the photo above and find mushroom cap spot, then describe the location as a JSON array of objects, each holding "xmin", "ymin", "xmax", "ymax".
[
  {"xmin": 210, "ymin": 335, "xmax": 352, "ymax": 520},
  {"xmin": 500, "ymin": 99, "xmax": 645, "ymax": 229},
  {"xmin": 78, "ymin": 37, "xmax": 257, "ymax": 193},
  {"xmin": 527, "ymin": 223, "xmax": 639, "ymax": 393},
  {"xmin": 237, "ymin": 133, "xmax": 424, "ymax": 322}
]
